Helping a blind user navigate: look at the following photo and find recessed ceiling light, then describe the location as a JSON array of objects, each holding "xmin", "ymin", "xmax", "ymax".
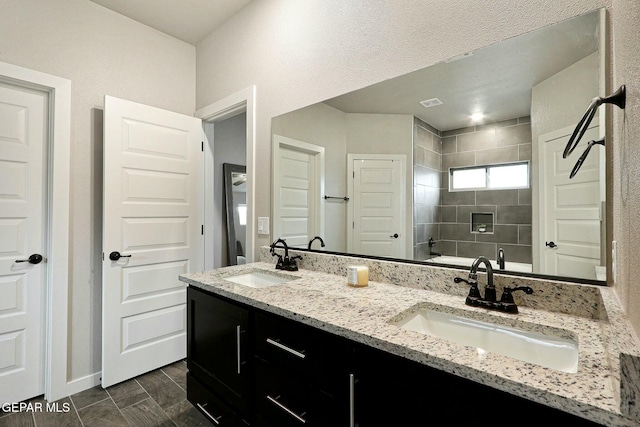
[
  {"xmin": 471, "ymin": 112, "xmax": 484, "ymax": 122},
  {"xmin": 420, "ymin": 98, "xmax": 443, "ymax": 108}
]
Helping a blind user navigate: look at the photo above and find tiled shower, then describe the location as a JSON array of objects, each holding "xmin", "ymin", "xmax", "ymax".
[{"xmin": 413, "ymin": 117, "xmax": 533, "ymax": 264}]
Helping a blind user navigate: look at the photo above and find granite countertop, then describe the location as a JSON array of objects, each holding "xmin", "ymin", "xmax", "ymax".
[{"xmin": 179, "ymin": 261, "xmax": 640, "ymax": 427}]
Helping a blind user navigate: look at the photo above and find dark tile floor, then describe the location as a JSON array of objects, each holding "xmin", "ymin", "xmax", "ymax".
[{"xmin": 0, "ymin": 360, "xmax": 211, "ymax": 427}]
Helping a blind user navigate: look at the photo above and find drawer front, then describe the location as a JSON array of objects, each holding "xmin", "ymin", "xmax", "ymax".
[
  {"xmin": 187, "ymin": 374, "xmax": 251, "ymax": 426},
  {"xmin": 254, "ymin": 311, "xmax": 348, "ymax": 390},
  {"xmin": 254, "ymin": 359, "xmax": 347, "ymax": 427}
]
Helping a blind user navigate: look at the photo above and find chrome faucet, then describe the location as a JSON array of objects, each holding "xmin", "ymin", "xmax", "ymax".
[
  {"xmin": 308, "ymin": 236, "xmax": 325, "ymax": 250},
  {"xmin": 497, "ymin": 247, "xmax": 505, "ymax": 269},
  {"xmin": 469, "ymin": 256, "xmax": 496, "ymax": 302}
]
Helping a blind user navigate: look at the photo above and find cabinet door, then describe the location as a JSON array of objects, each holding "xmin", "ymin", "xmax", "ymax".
[
  {"xmin": 351, "ymin": 345, "xmax": 444, "ymax": 426},
  {"xmin": 351, "ymin": 343, "xmax": 605, "ymax": 426},
  {"xmin": 187, "ymin": 287, "xmax": 251, "ymax": 414}
]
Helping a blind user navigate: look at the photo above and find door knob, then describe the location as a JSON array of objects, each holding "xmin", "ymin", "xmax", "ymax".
[
  {"xmin": 109, "ymin": 251, "xmax": 132, "ymax": 261},
  {"xmin": 390, "ymin": 233, "xmax": 399, "ymax": 239},
  {"xmin": 15, "ymin": 254, "xmax": 43, "ymax": 264},
  {"xmin": 545, "ymin": 241, "xmax": 558, "ymax": 248}
]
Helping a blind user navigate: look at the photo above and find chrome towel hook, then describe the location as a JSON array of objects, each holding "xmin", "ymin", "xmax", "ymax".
[{"xmin": 563, "ymin": 85, "xmax": 626, "ymax": 159}]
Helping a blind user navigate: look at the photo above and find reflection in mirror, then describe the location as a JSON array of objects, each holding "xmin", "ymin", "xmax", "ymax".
[
  {"xmin": 224, "ymin": 163, "xmax": 247, "ymax": 266},
  {"xmin": 271, "ymin": 10, "xmax": 605, "ymax": 283}
]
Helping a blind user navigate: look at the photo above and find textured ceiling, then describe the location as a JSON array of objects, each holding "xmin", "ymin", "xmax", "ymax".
[
  {"xmin": 324, "ymin": 12, "xmax": 599, "ymax": 132},
  {"xmin": 89, "ymin": 0, "xmax": 253, "ymax": 44}
]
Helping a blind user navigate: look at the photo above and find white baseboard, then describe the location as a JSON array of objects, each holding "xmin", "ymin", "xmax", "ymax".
[{"xmin": 65, "ymin": 372, "xmax": 101, "ymax": 396}]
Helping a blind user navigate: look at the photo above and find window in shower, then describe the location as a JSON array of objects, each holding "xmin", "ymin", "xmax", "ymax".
[{"xmin": 449, "ymin": 161, "xmax": 529, "ymax": 191}]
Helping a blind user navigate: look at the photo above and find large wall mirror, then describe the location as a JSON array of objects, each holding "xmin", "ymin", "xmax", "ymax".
[{"xmin": 271, "ymin": 9, "xmax": 606, "ymax": 283}]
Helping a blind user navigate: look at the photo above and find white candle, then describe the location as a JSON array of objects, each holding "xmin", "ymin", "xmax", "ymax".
[{"xmin": 347, "ymin": 265, "xmax": 369, "ymax": 287}]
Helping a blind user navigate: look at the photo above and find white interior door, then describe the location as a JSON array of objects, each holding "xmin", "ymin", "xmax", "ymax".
[
  {"xmin": 272, "ymin": 135, "xmax": 324, "ymax": 248},
  {"xmin": 348, "ymin": 155, "xmax": 405, "ymax": 258},
  {"xmin": 0, "ymin": 83, "xmax": 47, "ymax": 403},
  {"xmin": 102, "ymin": 96, "xmax": 203, "ymax": 387},
  {"xmin": 539, "ymin": 123, "xmax": 602, "ymax": 280}
]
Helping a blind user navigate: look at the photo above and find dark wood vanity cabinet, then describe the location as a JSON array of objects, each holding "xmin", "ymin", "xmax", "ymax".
[
  {"xmin": 350, "ymin": 343, "xmax": 605, "ymax": 427},
  {"xmin": 187, "ymin": 286, "xmax": 604, "ymax": 427},
  {"xmin": 253, "ymin": 311, "xmax": 351, "ymax": 426},
  {"xmin": 187, "ymin": 287, "xmax": 252, "ymax": 425}
]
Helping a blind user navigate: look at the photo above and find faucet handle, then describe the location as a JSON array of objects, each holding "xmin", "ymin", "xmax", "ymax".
[
  {"xmin": 274, "ymin": 255, "xmax": 284, "ymax": 269},
  {"xmin": 500, "ymin": 286, "xmax": 534, "ymax": 303},
  {"xmin": 454, "ymin": 276, "xmax": 482, "ymax": 302},
  {"xmin": 454, "ymin": 276, "xmax": 475, "ymax": 286}
]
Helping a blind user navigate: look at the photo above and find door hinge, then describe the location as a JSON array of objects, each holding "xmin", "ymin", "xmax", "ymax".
[
  {"xmin": 201, "ymin": 225, "xmax": 204, "ymax": 235},
  {"xmin": 352, "ymin": 221, "xmax": 354, "ymax": 229},
  {"xmin": 353, "ymin": 171, "xmax": 355, "ymax": 178},
  {"xmin": 102, "ymin": 252, "xmax": 104, "ymax": 261},
  {"xmin": 201, "ymin": 141, "xmax": 204, "ymax": 152}
]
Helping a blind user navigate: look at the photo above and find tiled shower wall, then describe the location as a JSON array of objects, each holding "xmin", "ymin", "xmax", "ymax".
[
  {"xmin": 440, "ymin": 117, "xmax": 533, "ymax": 263},
  {"xmin": 413, "ymin": 118, "xmax": 442, "ymax": 260},
  {"xmin": 413, "ymin": 117, "xmax": 533, "ymax": 264}
]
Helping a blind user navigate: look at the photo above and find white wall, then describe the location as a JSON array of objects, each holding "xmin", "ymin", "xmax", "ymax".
[
  {"xmin": 530, "ymin": 52, "xmax": 600, "ymax": 273},
  {"xmin": 272, "ymin": 107, "xmax": 414, "ymax": 253},
  {"xmin": 532, "ymin": 53, "xmax": 600, "ymax": 138},
  {"xmin": 195, "ymin": 0, "xmax": 613, "ymax": 254},
  {"xmin": 4, "ymin": 0, "xmax": 640, "ymax": 390},
  {"xmin": 345, "ymin": 114, "xmax": 414, "ymax": 257},
  {"xmin": 272, "ymin": 103, "xmax": 348, "ymax": 251},
  {"xmin": 611, "ymin": 0, "xmax": 640, "ymax": 339},
  {"xmin": 193, "ymin": 0, "xmax": 640, "ymax": 340},
  {"xmin": 0, "ymin": 0, "xmax": 195, "ymax": 383}
]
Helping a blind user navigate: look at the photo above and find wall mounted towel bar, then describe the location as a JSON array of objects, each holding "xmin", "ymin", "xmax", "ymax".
[
  {"xmin": 563, "ymin": 84, "xmax": 626, "ymax": 159},
  {"xmin": 324, "ymin": 195, "xmax": 349, "ymax": 201}
]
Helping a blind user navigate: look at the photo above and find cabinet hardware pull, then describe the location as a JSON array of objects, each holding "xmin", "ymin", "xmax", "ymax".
[
  {"xmin": 236, "ymin": 325, "xmax": 241, "ymax": 374},
  {"xmin": 349, "ymin": 373, "xmax": 355, "ymax": 427},
  {"xmin": 266, "ymin": 395, "xmax": 307, "ymax": 424},
  {"xmin": 196, "ymin": 403, "xmax": 221, "ymax": 425},
  {"xmin": 266, "ymin": 338, "xmax": 306, "ymax": 359}
]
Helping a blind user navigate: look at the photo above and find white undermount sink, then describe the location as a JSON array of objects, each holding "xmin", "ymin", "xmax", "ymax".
[
  {"xmin": 391, "ymin": 306, "xmax": 578, "ymax": 373},
  {"xmin": 222, "ymin": 270, "xmax": 299, "ymax": 288}
]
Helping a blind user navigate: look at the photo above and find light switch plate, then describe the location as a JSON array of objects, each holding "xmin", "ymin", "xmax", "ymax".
[{"xmin": 258, "ymin": 217, "xmax": 270, "ymax": 235}]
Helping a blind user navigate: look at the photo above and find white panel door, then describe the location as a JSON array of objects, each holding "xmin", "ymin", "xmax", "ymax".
[
  {"xmin": 539, "ymin": 124, "xmax": 602, "ymax": 280},
  {"xmin": 350, "ymin": 156, "xmax": 405, "ymax": 258},
  {"xmin": 0, "ymin": 83, "xmax": 47, "ymax": 403},
  {"xmin": 272, "ymin": 135, "xmax": 324, "ymax": 248},
  {"xmin": 102, "ymin": 96, "xmax": 202, "ymax": 387}
]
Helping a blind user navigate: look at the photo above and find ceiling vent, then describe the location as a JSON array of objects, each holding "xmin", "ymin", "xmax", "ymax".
[{"xmin": 420, "ymin": 98, "xmax": 443, "ymax": 108}]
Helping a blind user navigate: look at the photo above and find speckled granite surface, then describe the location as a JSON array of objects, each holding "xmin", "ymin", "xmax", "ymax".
[
  {"xmin": 271, "ymin": 247, "xmax": 606, "ymax": 320},
  {"xmin": 179, "ymin": 251, "xmax": 640, "ymax": 426}
]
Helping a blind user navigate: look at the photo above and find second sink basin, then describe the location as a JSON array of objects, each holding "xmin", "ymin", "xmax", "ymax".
[
  {"xmin": 222, "ymin": 269, "xmax": 299, "ymax": 288},
  {"xmin": 391, "ymin": 306, "xmax": 578, "ymax": 373}
]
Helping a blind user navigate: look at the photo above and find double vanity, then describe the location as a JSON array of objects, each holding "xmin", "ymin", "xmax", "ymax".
[{"xmin": 179, "ymin": 249, "xmax": 640, "ymax": 426}]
